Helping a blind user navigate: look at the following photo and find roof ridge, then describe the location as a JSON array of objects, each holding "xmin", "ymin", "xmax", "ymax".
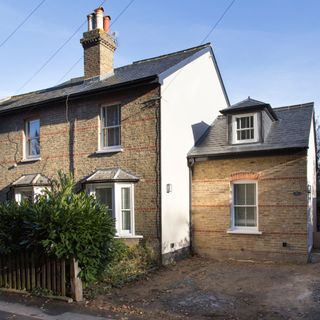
[
  {"xmin": 132, "ymin": 43, "xmax": 211, "ymax": 65},
  {"xmin": 273, "ymin": 102, "xmax": 314, "ymax": 111},
  {"xmin": 230, "ymin": 97, "xmax": 268, "ymax": 107}
]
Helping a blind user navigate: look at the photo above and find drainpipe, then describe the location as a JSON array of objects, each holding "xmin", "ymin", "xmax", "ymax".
[{"xmin": 188, "ymin": 157, "xmax": 195, "ymax": 254}]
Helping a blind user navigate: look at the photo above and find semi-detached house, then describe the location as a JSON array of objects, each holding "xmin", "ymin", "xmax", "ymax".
[{"xmin": 0, "ymin": 7, "xmax": 229, "ymax": 263}]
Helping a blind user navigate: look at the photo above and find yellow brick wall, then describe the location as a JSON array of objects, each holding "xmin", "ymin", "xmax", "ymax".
[
  {"xmin": 0, "ymin": 85, "xmax": 161, "ymax": 253},
  {"xmin": 192, "ymin": 153, "xmax": 309, "ymax": 262}
]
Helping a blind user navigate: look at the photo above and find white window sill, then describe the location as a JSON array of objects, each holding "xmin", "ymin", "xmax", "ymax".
[
  {"xmin": 20, "ymin": 157, "xmax": 41, "ymax": 163},
  {"xmin": 96, "ymin": 147, "xmax": 123, "ymax": 154},
  {"xmin": 115, "ymin": 235, "xmax": 143, "ymax": 239},
  {"xmin": 227, "ymin": 228, "xmax": 262, "ymax": 235},
  {"xmin": 232, "ymin": 140, "xmax": 259, "ymax": 145}
]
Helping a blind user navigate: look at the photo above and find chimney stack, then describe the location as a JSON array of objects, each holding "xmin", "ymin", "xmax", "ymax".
[{"xmin": 80, "ymin": 7, "xmax": 116, "ymax": 79}]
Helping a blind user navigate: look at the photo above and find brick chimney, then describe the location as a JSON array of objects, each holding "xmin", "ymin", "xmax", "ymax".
[{"xmin": 80, "ymin": 7, "xmax": 116, "ymax": 79}]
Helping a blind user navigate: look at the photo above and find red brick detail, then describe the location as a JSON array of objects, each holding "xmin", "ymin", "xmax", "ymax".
[
  {"xmin": 193, "ymin": 204, "xmax": 229, "ymax": 208},
  {"xmin": 259, "ymin": 204, "xmax": 307, "ymax": 208},
  {"xmin": 261, "ymin": 176, "xmax": 306, "ymax": 181},
  {"xmin": 193, "ymin": 179, "xmax": 228, "ymax": 183},
  {"xmin": 123, "ymin": 116, "xmax": 156, "ymax": 125},
  {"xmin": 136, "ymin": 207, "xmax": 157, "ymax": 212},
  {"xmin": 230, "ymin": 171, "xmax": 260, "ymax": 181},
  {"xmin": 194, "ymin": 229, "xmax": 307, "ymax": 236}
]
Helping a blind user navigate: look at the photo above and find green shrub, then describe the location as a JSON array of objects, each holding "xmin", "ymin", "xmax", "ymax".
[
  {"xmin": 0, "ymin": 172, "xmax": 117, "ymax": 285},
  {"xmin": 0, "ymin": 200, "xmax": 29, "ymax": 254}
]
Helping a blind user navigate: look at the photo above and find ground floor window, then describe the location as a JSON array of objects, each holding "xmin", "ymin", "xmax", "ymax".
[
  {"xmin": 86, "ymin": 183, "xmax": 135, "ymax": 236},
  {"xmin": 232, "ymin": 181, "xmax": 258, "ymax": 229},
  {"xmin": 14, "ymin": 186, "xmax": 47, "ymax": 204}
]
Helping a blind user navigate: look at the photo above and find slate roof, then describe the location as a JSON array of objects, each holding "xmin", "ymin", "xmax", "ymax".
[
  {"xmin": 0, "ymin": 43, "xmax": 213, "ymax": 114},
  {"xmin": 12, "ymin": 174, "xmax": 50, "ymax": 187},
  {"xmin": 220, "ymin": 97, "xmax": 278, "ymax": 120},
  {"xmin": 83, "ymin": 168, "xmax": 139, "ymax": 183},
  {"xmin": 188, "ymin": 102, "xmax": 314, "ymax": 158}
]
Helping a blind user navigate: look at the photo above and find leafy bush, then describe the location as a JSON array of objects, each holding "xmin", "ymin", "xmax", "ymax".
[
  {"xmin": 0, "ymin": 172, "xmax": 117, "ymax": 285},
  {"xmin": 0, "ymin": 200, "xmax": 29, "ymax": 254},
  {"xmin": 102, "ymin": 241, "xmax": 157, "ymax": 287}
]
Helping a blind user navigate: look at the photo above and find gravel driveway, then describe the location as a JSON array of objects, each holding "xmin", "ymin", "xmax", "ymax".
[{"xmin": 87, "ymin": 255, "xmax": 320, "ymax": 319}]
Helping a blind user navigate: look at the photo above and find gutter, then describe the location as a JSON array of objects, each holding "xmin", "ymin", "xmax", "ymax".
[
  {"xmin": 0, "ymin": 75, "xmax": 159, "ymax": 115},
  {"xmin": 187, "ymin": 146, "xmax": 308, "ymax": 160}
]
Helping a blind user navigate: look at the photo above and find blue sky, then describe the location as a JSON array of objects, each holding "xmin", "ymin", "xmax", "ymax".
[{"xmin": 0, "ymin": 0, "xmax": 319, "ymax": 115}]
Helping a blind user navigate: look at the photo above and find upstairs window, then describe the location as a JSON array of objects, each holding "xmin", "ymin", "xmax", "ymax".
[
  {"xmin": 101, "ymin": 105, "xmax": 121, "ymax": 150},
  {"xmin": 25, "ymin": 119, "xmax": 40, "ymax": 159},
  {"xmin": 232, "ymin": 113, "xmax": 258, "ymax": 143}
]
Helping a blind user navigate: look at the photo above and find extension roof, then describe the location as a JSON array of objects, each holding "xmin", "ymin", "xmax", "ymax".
[
  {"xmin": 0, "ymin": 43, "xmax": 228, "ymax": 114},
  {"xmin": 12, "ymin": 173, "xmax": 50, "ymax": 187},
  {"xmin": 188, "ymin": 102, "xmax": 314, "ymax": 158},
  {"xmin": 83, "ymin": 168, "xmax": 139, "ymax": 183}
]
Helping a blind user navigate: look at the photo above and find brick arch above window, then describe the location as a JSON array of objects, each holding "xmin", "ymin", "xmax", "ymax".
[{"xmin": 230, "ymin": 171, "xmax": 260, "ymax": 181}]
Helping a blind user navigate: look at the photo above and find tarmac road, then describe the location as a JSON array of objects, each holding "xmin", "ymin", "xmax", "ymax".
[{"xmin": 0, "ymin": 294, "xmax": 114, "ymax": 320}]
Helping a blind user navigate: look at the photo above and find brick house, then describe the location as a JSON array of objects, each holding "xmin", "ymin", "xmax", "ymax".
[
  {"xmin": 0, "ymin": 7, "xmax": 229, "ymax": 263},
  {"xmin": 188, "ymin": 98, "xmax": 318, "ymax": 262}
]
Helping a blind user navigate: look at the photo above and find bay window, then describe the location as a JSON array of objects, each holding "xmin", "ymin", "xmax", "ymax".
[{"xmin": 87, "ymin": 183, "xmax": 135, "ymax": 236}]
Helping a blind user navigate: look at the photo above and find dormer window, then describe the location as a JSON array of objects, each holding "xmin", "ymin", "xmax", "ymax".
[{"xmin": 232, "ymin": 113, "xmax": 258, "ymax": 144}]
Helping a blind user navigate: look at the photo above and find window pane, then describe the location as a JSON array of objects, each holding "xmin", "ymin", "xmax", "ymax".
[
  {"xmin": 29, "ymin": 120, "xmax": 40, "ymax": 139},
  {"xmin": 121, "ymin": 187, "xmax": 130, "ymax": 210},
  {"xmin": 246, "ymin": 184, "xmax": 256, "ymax": 205},
  {"xmin": 30, "ymin": 138, "xmax": 40, "ymax": 156},
  {"xmin": 102, "ymin": 108, "xmax": 107, "ymax": 127},
  {"xmin": 21, "ymin": 190, "xmax": 33, "ymax": 202},
  {"xmin": 236, "ymin": 118, "xmax": 240, "ymax": 129},
  {"xmin": 106, "ymin": 105, "xmax": 119, "ymax": 127},
  {"xmin": 246, "ymin": 207, "xmax": 256, "ymax": 226},
  {"xmin": 250, "ymin": 129, "xmax": 254, "ymax": 139},
  {"xmin": 96, "ymin": 187, "xmax": 113, "ymax": 215},
  {"xmin": 102, "ymin": 128, "xmax": 107, "ymax": 147},
  {"xmin": 107, "ymin": 127, "xmax": 120, "ymax": 146},
  {"xmin": 122, "ymin": 210, "xmax": 131, "ymax": 231},
  {"xmin": 234, "ymin": 184, "xmax": 246, "ymax": 205},
  {"xmin": 235, "ymin": 207, "xmax": 246, "ymax": 226},
  {"xmin": 240, "ymin": 117, "xmax": 245, "ymax": 129},
  {"xmin": 250, "ymin": 116, "xmax": 254, "ymax": 128}
]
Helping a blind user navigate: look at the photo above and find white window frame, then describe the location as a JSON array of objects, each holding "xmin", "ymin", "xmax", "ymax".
[
  {"xmin": 99, "ymin": 104, "xmax": 122, "ymax": 153},
  {"xmin": 14, "ymin": 186, "xmax": 47, "ymax": 204},
  {"xmin": 232, "ymin": 113, "xmax": 258, "ymax": 144},
  {"xmin": 86, "ymin": 182, "xmax": 135, "ymax": 237},
  {"xmin": 228, "ymin": 180, "xmax": 261, "ymax": 235},
  {"xmin": 24, "ymin": 119, "xmax": 41, "ymax": 160}
]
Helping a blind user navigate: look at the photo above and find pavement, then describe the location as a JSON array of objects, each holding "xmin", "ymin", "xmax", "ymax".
[{"xmin": 0, "ymin": 293, "xmax": 114, "ymax": 320}]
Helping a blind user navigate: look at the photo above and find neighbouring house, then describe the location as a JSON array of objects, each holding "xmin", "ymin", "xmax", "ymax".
[
  {"xmin": 188, "ymin": 98, "xmax": 318, "ymax": 262},
  {"xmin": 0, "ymin": 7, "xmax": 229, "ymax": 263}
]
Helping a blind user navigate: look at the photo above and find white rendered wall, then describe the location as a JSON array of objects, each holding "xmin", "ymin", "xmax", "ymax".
[
  {"xmin": 307, "ymin": 118, "xmax": 317, "ymax": 252},
  {"xmin": 160, "ymin": 49, "xmax": 229, "ymax": 257}
]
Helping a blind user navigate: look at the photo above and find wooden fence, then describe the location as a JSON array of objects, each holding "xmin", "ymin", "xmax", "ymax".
[{"xmin": 0, "ymin": 252, "xmax": 69, "ymax": 297}]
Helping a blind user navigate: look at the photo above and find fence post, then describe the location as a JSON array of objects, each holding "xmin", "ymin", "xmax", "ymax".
[{"xmin": 70, "ymin": 258, "xmax": 83, "ymax": 302}]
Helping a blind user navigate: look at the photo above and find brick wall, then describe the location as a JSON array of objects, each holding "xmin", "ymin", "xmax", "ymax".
[
  {"xmin": 0, "ymin": 84, "xmax": 161, "ymax": 253},
  {"xmin": 192, "ymin": 152, "xmax": 309, "ymax": 262}
]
